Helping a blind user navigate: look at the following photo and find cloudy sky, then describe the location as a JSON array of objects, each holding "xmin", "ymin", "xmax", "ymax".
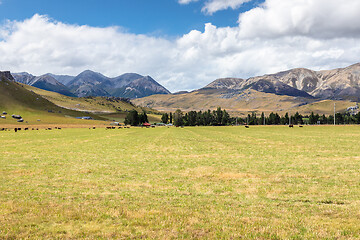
[{"xmin": 0, "ymin": 0, "xmax": 360, "ymax": 92}]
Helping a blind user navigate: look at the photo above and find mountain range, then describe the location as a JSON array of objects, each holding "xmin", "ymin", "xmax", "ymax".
[
  {"xmin": 12, "ymin": 70, "xmax": 171, "ymax": 99},
  {"xmin": 8, "ymin": 63, "xmax": 360, "ymax": 115},
  {"xmin": 204, "ymin": 63, "xmax": 360, "ymax": 101},
  {"xmin": 133, "ymin": 63, "xmax": 360, "ymax": 114}
]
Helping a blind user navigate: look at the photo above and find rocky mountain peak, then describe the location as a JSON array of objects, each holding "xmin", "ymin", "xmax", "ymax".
[
  {"xmin": 0, "ymin": 71, "xmax": 15, "ymax": 81},
  {"xmin": 205, "ymin": 78, "xmax": 245, "ymax": 90}
]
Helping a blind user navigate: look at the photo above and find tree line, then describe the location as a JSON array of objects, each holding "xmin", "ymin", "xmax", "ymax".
[
  {"xmin": 160, "ymin": 108, "xmax": 360, "ymax": 126},
  {"xmin": 124, "ymin": 110, "xmax": 148, "ymax": 126},
  {"xmin": 124, "ymin": 107, "xmax": 360, "ymax": 126}
]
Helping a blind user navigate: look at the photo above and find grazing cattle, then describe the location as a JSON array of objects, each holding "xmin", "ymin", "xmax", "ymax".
[
  {"xmin": 106, "ymin": 127, "xmax": 112, "ymax": 130},
  {"xmin": 93, "ymin": 127, "xmax": 96, "ymax": 129},
  {"xmin": 12, "ymin": 114, "xmax": 22, "ymax": 119},
  {"xmin": 58, "ymin": 128, "xmax": 62, "ymax": 130},
  {"xmin": 14, "ymin": 128, "xmax": 17, "ymax": 132},
  {"xmin": 48, "ymin": 128, "xmax": 52, "ymax": 130},
  {"xmin": 299, "ymin": 125, "xmax": 303, "ymax": 128},
  {"xmin": 24, "ymin": 128, "xmax": 29, "ymax": 130},
  {"xmin": 245, "ymin": 125, "xmax": 249, "ymax": 128},
  {"xmin": 32, "ymin": 128, "xmax": 34, "ymax": 130},
  {"xmin": 289, "ymin": 125, "xmax": 294, "ymax": 128}
]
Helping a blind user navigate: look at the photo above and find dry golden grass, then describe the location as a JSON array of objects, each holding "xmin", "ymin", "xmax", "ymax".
[{"xmin": 0, "ymin": 126, "xmax": 360, "ymax": 239}]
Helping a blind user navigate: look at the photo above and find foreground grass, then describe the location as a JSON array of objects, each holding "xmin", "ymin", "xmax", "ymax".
[{"xmin": 0, "ymin": 126, "xmax": 360, "ymax": 239}]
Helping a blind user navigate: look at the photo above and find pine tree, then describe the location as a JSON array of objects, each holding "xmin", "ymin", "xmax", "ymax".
[
  {"xmin": 221, "ymin": 110, "xmax": 230, "ymax": 125},
  {"xmin": 161, "ymin": 113, "xmax": 169, "ymax": 124},
  {"xmin": 261, "ymin": 112, "xmax": 265, "ymax": 125}
]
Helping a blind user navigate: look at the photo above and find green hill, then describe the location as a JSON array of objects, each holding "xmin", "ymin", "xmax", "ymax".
[
  {"xmin": 22, "ymin": 84, "xmax": 162, "ymax": 123},
  {"xmin": 0, "ymin": 73, "xmax": 106, "ymax": 125}
]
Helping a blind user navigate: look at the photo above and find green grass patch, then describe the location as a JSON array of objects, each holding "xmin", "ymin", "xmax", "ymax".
[{"xmin": 0, "ymin": 126, "xmax": 360, "ymax": 238}]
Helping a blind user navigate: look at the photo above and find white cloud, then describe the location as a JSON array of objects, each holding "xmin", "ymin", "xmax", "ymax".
[
  {"xmin": 238, "ymin": 0, "xmax": 360, "ymax": 38},
  {"xmin": 202, "ymin": 0, "xmax": 253, "ymax": 15},
  {"xmin": 178, "ymin": 0, "xmax": 198, "ymax": 4},
  {"xmin": 1, "ymin": 0, "xmax": 360, "ymax": 92}
]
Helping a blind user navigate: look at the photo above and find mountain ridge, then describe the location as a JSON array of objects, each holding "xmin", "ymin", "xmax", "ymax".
[
  {"xmin": 12, "ymin": 70, "xmax": 171, "ymax": 99},
  {"xmin": 12, "ymin": 73, "xmax": 75, "ymax": 97},
  {"xmin": 204, "ymin": 63, "xmax": 360, "ymax": 100}
]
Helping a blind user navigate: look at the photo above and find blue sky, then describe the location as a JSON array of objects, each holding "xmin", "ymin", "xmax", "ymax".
[
  {"xmin": 0, "ymin": 0, "xmax": 262, "ymax": 36},
  {"xmin": 0, "ymin": 0, "xmax": 359, "ymax": 92}
]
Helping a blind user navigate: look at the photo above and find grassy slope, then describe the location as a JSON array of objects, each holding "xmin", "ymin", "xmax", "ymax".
[
  {"xmin": 23, "ymin": 84, "xmax": 161, "ymax": 123},
  {"xmin": 133, "ymin": 89, "xmax": 354, "ymax": 116},
  {"xmin": 294, "ymin": 99, "xmax": 354, "ymax": 115},
  {"xmin": 23, "ymin": 84, "xmax": 159, "ymax": 114},
  {"xmin": 0, "ymin": 79, "xmax": 107, "ymax": 126},
  {"xmin": 0, "ymin": 126, "xmax": 359, "ymax": 238}
]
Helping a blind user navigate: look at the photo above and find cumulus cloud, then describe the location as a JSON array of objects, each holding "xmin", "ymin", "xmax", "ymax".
[
  {"xmin": 1, "ymin": 0, "xmax": 360, "ymax": 92},
  {"xmin": 238, "ymin": 0, "xmax": 360, "ymax": 38},
  {"xmin": 202, "ymin": 0, "xmax": 253, "ymax": 15}
]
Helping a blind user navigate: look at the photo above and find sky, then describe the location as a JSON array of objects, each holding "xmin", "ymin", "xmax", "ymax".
[{"xmin": 0, "ymin": 0, "xmax": 360, "ymax": 92}]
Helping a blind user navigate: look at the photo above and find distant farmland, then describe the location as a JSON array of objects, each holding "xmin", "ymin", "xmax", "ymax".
[{"xmin": 1, "ymin": 126, "xmax": 360, "ymax": 238}]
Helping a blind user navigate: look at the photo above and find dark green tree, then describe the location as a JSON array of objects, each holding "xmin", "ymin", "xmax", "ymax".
[
  {"xmin": 161, "ymin": 113, "xmax": 169, "ymax": 124},
  {"xmin": 124, "ymin": 110, "xmax": 139, "ymax": 126},
  {"xmin": 335, "ymin": 113, "xmax": 343, "ymax": 124},
  {"xmin": 309, "ymin": 112, "xmax": 316, "ymax": 124},
  {"xmin": 261, "ymin": 112, "xmax": 265, "ymax": 125},
  {"xmin": 221, "ymin": 110, "xmax": 230, "ymax": 125},
  {"xmin": 188, "ymin": 111, "xmax": 197, "ymax": 126},
  {"xmin": 215, "ymin": 107, "xmax": 223, "ymax": 125},
  {"xmin": 139, "ymin": 112, "xmax": 148, "ymax": 124},
  {"xmin": 293, "ymin": 112, "xmax": 303, "ymax": 125},
  {"xmin": 173, "ymin": 109, "xmax": 183, "ymax": 126}
]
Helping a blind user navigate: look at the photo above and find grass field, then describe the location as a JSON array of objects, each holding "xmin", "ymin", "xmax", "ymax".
[{"xmin": 1, "ymin": 126, "xmax": 360, "ymax": 239}]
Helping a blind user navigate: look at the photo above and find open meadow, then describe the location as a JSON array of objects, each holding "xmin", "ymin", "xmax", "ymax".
[{"xmin": 1, "ymin": 125, "xmax": 360, "ymax": 239}]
